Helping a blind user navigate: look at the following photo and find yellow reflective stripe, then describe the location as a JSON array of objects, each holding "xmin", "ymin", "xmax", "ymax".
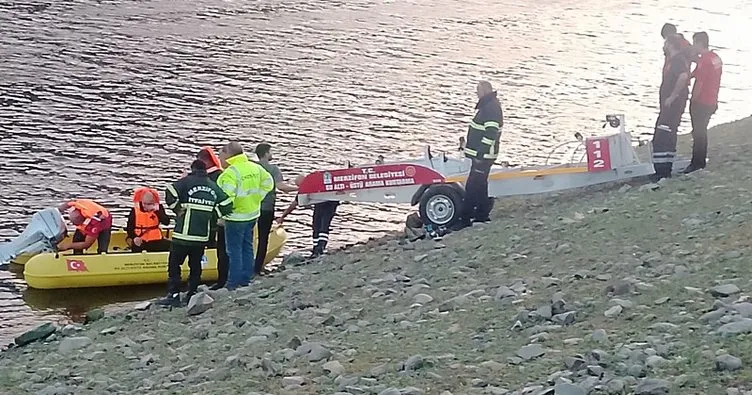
[
  {"xmin": 481, "ymin": 137, "xmax": 496, "ymax": 145},
  {"xmin": 483, "ymin": 121, "xmax": 500, "ymax": 129},
  {"xmin": 464, "ymin": 147, "xmax": 478, "ymax": 156},
  {"xmin": 172, "ymin": 233, "xmax": 209, "ymax": 242},
  {"xmin": 469, "ymin": 121, "xmax": 485, "ymax": 131},
  {"xmin": 483, "ymin": 153, "xmax": 497, "ymax": 159},
  {"xmin": 166, "ymin": 185, "xmax": 179, "ymax": 209},
  {"xmin": 183, "ymin": 203, "xmax": 213, "ymax": 212},
  {"xmin": 215, "ymin": 197, "xmax": 233, "ymax": 217},
  {"xmin": 225, "ymin": 210, "xmax": 260, "ymax": 221}
]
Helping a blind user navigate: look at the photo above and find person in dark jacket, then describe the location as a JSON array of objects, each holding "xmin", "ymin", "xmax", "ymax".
[
  {"xmin": 157, "ymin": 160, "xmax": 233, "ymax": 307},
  {"xmin": 194, "ymin": 147, "xmax": 231, "ymax": 290},
  {"xmin": 651, "ymin": 34, "xmax": 690, "ymax": 181},
  {"xmin": 454, "ymin": 80, "xmax": 503, "ymax": 230}
]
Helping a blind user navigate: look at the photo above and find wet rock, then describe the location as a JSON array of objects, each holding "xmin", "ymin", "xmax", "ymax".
[
  {"xmin": 186, "ymin": 292, "xmax": 214, "ymax": 316},
  {"xmin": 718, "ymin": 319, "xmax": 752, "ymax": 336},
  {"xmin": 710, "ymin": 284, "xmax": 741, "ymax": 297},
  {"xmin": 517, "ymin": 344, "xmax": 546, "ymax": 361},
  {"xmin": 323, "ymin": 360, "xmax": 346, "ymax": 376},
  {"xmin": 604, "ymin": 305, "xmax": 623, "ymax": 318},
  {"xmin": 715, "ymin": 354, "xmax": 743, "ymax": 371},
  {"xmin": 85, "ymin": 309, "xmax": 105, "ymax": 324},
  {"xmin": 58, "ymin": 337, "xmax": 92, "ymax": 354},
  {"xmin": 15, "ymin": 322, "xmax": 57, "ymax": 346},
  {"xmin": 635, "ymin": 379, "xmax": 670, "ymax": 395}
]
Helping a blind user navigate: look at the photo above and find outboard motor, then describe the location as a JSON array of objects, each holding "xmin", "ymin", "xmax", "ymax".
[{"xmin": 0, "ymin": 208, "xmax": 67, "ymax": 263}]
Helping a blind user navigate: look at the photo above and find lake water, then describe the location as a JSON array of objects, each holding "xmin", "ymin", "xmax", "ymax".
[{"xmin": 1, "ymin": 0, "xmax": 750, "ymax": 345}]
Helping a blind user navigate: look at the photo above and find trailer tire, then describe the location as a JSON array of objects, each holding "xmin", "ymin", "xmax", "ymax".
[{"xmin": 419, "ymin": 184, "xmax": 464, "ymax": 228}]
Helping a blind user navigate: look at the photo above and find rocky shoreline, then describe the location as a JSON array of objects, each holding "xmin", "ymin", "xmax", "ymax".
[{"xmin": 2, "ymin": 116, "xmax": 752, "ymax": 395}]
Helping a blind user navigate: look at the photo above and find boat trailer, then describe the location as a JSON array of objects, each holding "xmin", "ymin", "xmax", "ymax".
[{"xmin": 296, "ymin": 114, "xmax": 689, "ymax": 228}]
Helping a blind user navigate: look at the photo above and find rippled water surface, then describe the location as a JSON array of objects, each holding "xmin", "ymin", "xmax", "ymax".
[{"xmin": 1, "ymin": 0, "xmax": 751, "ymax": 344}]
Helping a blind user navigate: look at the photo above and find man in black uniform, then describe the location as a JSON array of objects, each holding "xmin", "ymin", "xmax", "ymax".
[
  {"xmin": 652, "ymin": 34, "xmax": 690, "ymax": 181},
  {"xmin": 454, "ymin": 80, "xmax": 503, "ymax": 230},
  {"xmin": 157, "ymin": 160, "xmax": 233, "ymax": 307},
  {"xmin": 194, "ymin": 147, "xmax": 230, "ymax": 290}
]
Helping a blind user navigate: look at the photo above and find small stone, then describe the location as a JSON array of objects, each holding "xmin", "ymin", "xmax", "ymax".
[
  {"xmin": 718, "ymin": 319, "xmax": 752, "ymax": 336},
  {"xmin": 169, "ymin": 372, "xmax": 185, "ymax": 382},
  {"xmin": 587, "ymin": 365, "xmax": 604, "ymax": 376},
  {"xmin": 471, "ymin": 378, "xmax": 488, "ymax": 387},
  {"xmin": 323, "ymin": 360, "xmax": 346, "ymax": 376},
  {"xmin": 495, "ymin": 286, "xmax": 517, "ymax": 300},
  {"xmin": 85, "ymin": 309, "xmax": 105, "ymax": 324},
  {"xmin": 596, "ymin": 274, "xmax": 612, "ymax": 281},
  {"xmin": 536, "ymin": 304, "xmax": 553, "ymax": 320},
  {"xmin": 58, "ymin": 337, "xmax": 92, "ymax": 354},
  {"xmin": 699, "ymin": 309, "xmax": 727, "ymax": 323},
  {"xmin": 654, "ymin": 297, "xmax": 670, "ymax": 305},
  {"xmin": 403, "ymin": 355, "xmax": 424, "ymax": 371},
  {"xmin": 710, "ymin": 284, "xmax": 741, "ymax": 297},
  {"xmin": 606, "ymin": 281, "xmax": 632, "ymax": 296},
  {"xmin": 733, "ymin": 302, "xmax": 752, "ymax": 318},
  {"xmin": 635, "ymin": 378, "xmax": 670, "ymax": 394},
  {"xmin": 639, "ymin": 183, "xmax": 660, "ymax": 192},
  {"xmin": 287, "ymin": 336, "xmax": 302, "ymax": 349},
  {"xmin": 282, "ymin": 376, "xmax": 305, "ymax": 387},
  {"xmin": 99, "ymin": 327, "xmax": 118, "ymax": 335},
  {"xmin": 295, "ymin": 342, "xmax": 332, "ymax": 362},
  {"xmin": 607, "ymin": 379, "xmax": 626, "ymax": 393},
  {"xmin": 369, "ymin": 364, "xmax": 388, "ymax": 377},
  {"xmin": 715, "ymin": 354, "xmax": 743, "ymax": 371},
  {"xmin": 517, "ymin": 344, "xmax": 546, "ymax": 360},
  {"xmin": 15, "ymin": 323, "xmax": 57, "ymax": 346},
  {"xmin": 186, "ymin": 292, "xmax": 214, "ymax": 315},
  {"xmin": 604, "ymin": 305, "xmax": 623, "ymax": 318},
  {"xmin": 378, "ymin": 389, "xmax": 401, "ymax": 395},
  {"xmin": 552, "ymin": 311, "xmax": 576, "ymax": 325},
  {"xmin": 628, "ymin": 364, "xmax": 647, "ymax": 378},
  {"xmin": 400, "ymin": 387, "xmax": 424, "ymax": 395},
  {"xmin": 413, "ymin": 294, "xmax": 434, "ymax": 304},
  {"xmin": 414, "ymin": 254, "xmax": 428, "ymax": 263},
  {"xmin": 134, "ymin": 301, "xmax": 151, "ymax": 311},
  {"xmin": 564, "ymin": 356, "xmax": 586, "ymax": 371},
  {"xmin": 591, "ymin": 329, "xmax": 608, "ymax": 343},
  {"xmin": 646, "ymin": 355, "xmax": 668, "ymax": 369},
  {"xmin": 480, "ymin": 360, "xmax": 505, "ymax": 371},
  {"xmin": 554, "ymin": 383, "xmax": 586, "ymax": 395},
  {"xmin": 282, "ymin": 251, "xmax": 307, "ymax": 266},
  {"xmin": 60, "ymin": 324, "xmax": 80, "ymax": 337}
]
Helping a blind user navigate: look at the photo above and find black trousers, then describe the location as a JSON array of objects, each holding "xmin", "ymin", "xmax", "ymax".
[
  {"xmin": 167, "ymin": 242, "xmax": 205, "ymax": 296},
  {"xmin": 460, "ymin": 159, "xmax": 494, "ymax": 224},
  {"xmin": 207, "ymin": 225, "xmax": 228, "ymax": 286},
  {"xmin": 132, "ymin": 238, "xmax": 171, "ymax": 253},
  {"xmin": 254, "ymin": 210, "xmax": 274, "ymax": 274},
  {"xmin": 652, "ymin": 99, "xmax": 687, "ymax": 178},
  {"xmin": 689, "ymin": 102, "xmax": 717, "ymax": 169},
  {"xmin": 312, "ymin": 201, "xmax": 339, "ymax": 253},
  {"xmin": 72, "ymin": 228, "xmax": 112, "ymax": 255}
]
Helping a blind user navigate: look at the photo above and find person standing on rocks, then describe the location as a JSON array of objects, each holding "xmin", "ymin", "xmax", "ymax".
[
  {"xmin": 684, "ymin": 31, "xmax": 723, "ymax": 173},
  {"xmin": 217, "ymin": 142, "xmax": 274, "ymax": 290},
  {"xmin": 158, "ymin": 160, "xmax": 234, "ymax": 307},
  {"xmin": 453, "ymin": 80, "xmax": 503, "ymax": 230},
  {"xmin": 253, "ymin": 143, "xmax": 297, "ymax": 275},
  {"xmin": 651, "ymin": 33, "xmax": 690, "ymax": 181}
]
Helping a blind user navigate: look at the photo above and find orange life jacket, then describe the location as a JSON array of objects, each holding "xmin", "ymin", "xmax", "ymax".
[
  {"xmin": 132, "ymin": 187, "xmax": 163, "ymax": 242},
  {"xmin": 67, "ymin": 199, "xmax": 109, "ymax": 233},
  {"xmin": 200, "ymin": 146, "xmax": 223, "ymax": 173}
]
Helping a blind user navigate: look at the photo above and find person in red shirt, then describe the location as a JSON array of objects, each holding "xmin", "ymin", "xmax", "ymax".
[
  {"xmin": 685, "ymin": 31, "xmax": 723, "ymax": 173},
  {"xmin": 56, "ymin": 199, "xmax": 113, "ymax": 255}
]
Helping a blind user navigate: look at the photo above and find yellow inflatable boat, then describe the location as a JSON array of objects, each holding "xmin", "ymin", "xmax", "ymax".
[{"xmin": 16, "ymin": 226, "xmax": 287, "ymax": 290}]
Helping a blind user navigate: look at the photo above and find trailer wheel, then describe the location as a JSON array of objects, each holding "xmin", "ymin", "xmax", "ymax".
[{"xmin": 419, "ymin": 185, "xmax": 463, "ymax": 227}]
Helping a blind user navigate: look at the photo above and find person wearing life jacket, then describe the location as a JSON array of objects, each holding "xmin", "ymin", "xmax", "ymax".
[
  {"xmin": 196, "ymin": 146, "xmax": 231, "ymax": 290},
  {"xmin": 56, "ymin": 199, "xmax": 113, "ymax": 255},
  {"xmin": 217, "ymin": 142, "xmax": 274, "ymax": 290},
  {"xmin": 125, "ymin": 187, "xmax": 171, "ymax": 253}
]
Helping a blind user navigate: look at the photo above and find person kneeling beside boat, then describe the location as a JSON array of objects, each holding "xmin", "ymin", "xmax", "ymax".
[
  {"xmin": 126, "ymin": 187, "xmax": 171, "ymax": 253},
  {"xmin": 157, "ymin": 160, "xmax": 234, "ymax": 307},
  {"xmin": 56, "ymin": 199, "xmax": 113, "ymax": 255}
]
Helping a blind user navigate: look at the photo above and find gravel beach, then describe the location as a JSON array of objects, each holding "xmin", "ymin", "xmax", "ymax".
[{"xmin": 2, "ymin": 116, "xmax": 752, "ymax": 395}]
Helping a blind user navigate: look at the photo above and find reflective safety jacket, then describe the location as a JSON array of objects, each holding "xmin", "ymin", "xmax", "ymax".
[
  {"xmin": 166, "ymin": 169, "xmax": 233, "ymax": 244},
  {"xmin": 217, "ymin": 153, "xmax": 274, "ymax": 222},
  {"xmin": 66, "ymin": 199, "xmax": 110, "ymax": 233},
  {"xmin": 464, "ymin": 91, "xmax": 504, "ymax": 160}
]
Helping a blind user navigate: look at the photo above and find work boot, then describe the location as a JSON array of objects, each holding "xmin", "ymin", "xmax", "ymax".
[
  {"xmin": 156, "ymin": 293, "xmax": 182, "ymax": 308},
  {"xmin": 682, "ymin": 165, "xmax": 703, "ymax": 174}
]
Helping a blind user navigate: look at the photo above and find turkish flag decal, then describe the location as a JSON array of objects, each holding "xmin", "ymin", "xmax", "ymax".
[{"xmin": 66, "ymin": 259, "xmax": 88, "ymax": 272}]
